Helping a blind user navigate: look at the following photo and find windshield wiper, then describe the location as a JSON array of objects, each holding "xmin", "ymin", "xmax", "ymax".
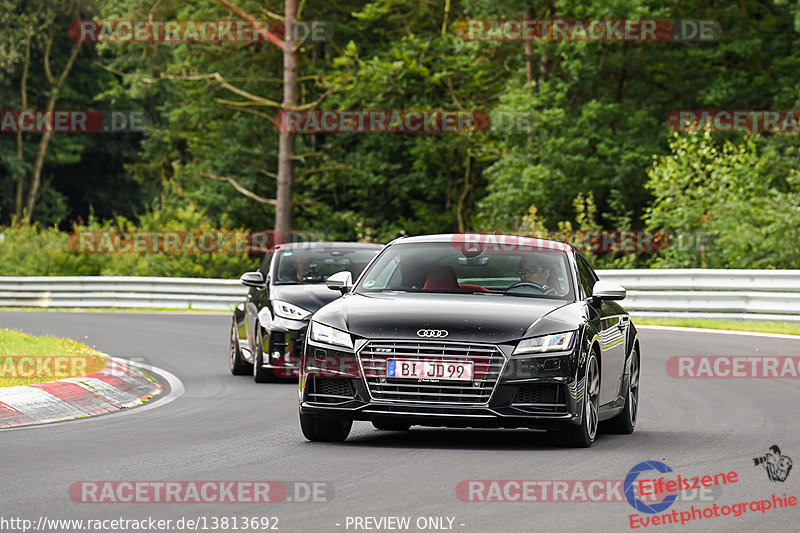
[
  {"xmin": 500, "ymin": 292, "xmax": 562, "ymax": 299},
  {"xmin": 360, "ymin": 288, "xmax": 408, "ymax": 292}
]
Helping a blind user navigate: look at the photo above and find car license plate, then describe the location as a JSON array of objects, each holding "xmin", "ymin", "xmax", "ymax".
[{"xmin": 386, "ymin": 359, "xmax": 474, "ymax": 381}]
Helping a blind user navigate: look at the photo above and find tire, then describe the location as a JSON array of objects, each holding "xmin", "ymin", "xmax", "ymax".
[
  {"xmin": 229, "ymin": 318, "xmax": 252, "ymax": 375},
  {"xmin": 253, "ymin": 323, "xmax": 278, "ymax": 383},
  {"xmin": 372, "ymin": 420, "xmax": 412, "ymax": 431},
  {"xmin": 602, "ymin": 347, "xmax": 639, "ymax": 434},
  {"xmin": 557, "ymin": 352, "xmax": 600, "ymax": 448},
  {"xmin": 300, "ymin": 412, "xmax": 352, "ymax": 442}
]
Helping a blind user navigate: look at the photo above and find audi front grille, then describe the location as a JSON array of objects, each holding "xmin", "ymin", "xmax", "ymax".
[{"xmin": 357, "ymin": 340, "xmax": 506, "ymax": 405}]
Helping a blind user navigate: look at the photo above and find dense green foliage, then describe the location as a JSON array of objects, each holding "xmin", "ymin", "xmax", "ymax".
[
  {"xmin": 0, "ymin": 207, "xmax": 257, "ymax": 277},
  {"xmin": 1, "ymin": 0, "xmax": 799, "ymax": 277},
  {"xmin": 645, "ymin": 132, "xmax": 800, "ymax": 268}
]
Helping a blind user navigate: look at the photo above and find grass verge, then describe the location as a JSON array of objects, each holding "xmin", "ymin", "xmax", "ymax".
[
  {"xmin": 635, "ymin": 318, "xmax": 800, "ymax": 336},
  {"xmin": 0, "ymin": 329, "xmax": 106, "ymax": 387}
]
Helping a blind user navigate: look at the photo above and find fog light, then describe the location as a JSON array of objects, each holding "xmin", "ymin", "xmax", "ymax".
[{"xmin": 524, "ymin": 358, "xmax": 561, "ymax": 372}]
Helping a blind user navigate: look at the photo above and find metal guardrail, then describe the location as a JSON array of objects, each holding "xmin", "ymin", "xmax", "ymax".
[
  {"xmin": 0, "ymin": 276, "xmax": 247, "ymax": 311},
  {"xmin": 0, "ymin": 270, "xmax": 799, "ymax": 321},
  {"xmin": 596, "ymin": 269, "xmax": 800, "ymax": 322}
]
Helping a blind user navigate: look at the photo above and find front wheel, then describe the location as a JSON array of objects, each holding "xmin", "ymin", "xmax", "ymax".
[
  {"xmin": 558, "ymin": 352, "xmax": 600, "ymax": 448},
  {"xmin": 229, "ymin": 318, "xmax": 252, "ymax": 375},
  {"xmin": 253, "ymin": 324, "xmax": 278, "ymax": 383},
  {"xmin": 300, "ymin": 412, "xmax": 352, "ymax": 442},
  {"xmin": 602, "ymin": 347, "xmax": 639, "ymax": 434}
]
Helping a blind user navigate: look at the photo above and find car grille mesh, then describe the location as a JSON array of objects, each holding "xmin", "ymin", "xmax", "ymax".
[
  {"xmin": 512, "ymin": 383, "xmax": 568, "ymax": 413},
  {"xmin": 306, "ymin": 377, "xmax": 355, "ymax": 403},
  {"xmin": 358, "ymin": 340, "xmax": 505, "ymax": 405},
  {"xmin": 513, "ymin": 383, "xmax": 560, "ymax": 404}
]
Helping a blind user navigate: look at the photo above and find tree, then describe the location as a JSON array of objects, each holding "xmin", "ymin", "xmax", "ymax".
[
  {"xmin": 1, "ymin": 0, "xmax": 85, "ymax": 222},
  {"xmin": 644, "ymin": 131, "xmax": 800, "ymax": 269},
  {"xmin": 216, "ymin": 0, "xmax": 295, "ymax": 240}
]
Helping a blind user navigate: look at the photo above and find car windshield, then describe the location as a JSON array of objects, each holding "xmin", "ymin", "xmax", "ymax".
[
  {"xmin": 355, "ymin": 242, "xmax": 575, "ymax": 300},
  {"xmin": 274, "ymin": 248, "xmax": 379, "ymax": 284}
]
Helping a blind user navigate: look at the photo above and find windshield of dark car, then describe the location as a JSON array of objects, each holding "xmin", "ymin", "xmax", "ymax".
[
  {"xmin": 355, "ymin": 242, "xmax": 575, "ymax": 300},
  {"xmin": 274, "ymin": 248, "xmax": 379, "ymax": 283}
]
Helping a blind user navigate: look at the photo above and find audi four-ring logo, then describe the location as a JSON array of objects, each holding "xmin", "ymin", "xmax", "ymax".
[{"xmin": 417, "ymin": 329, "xmax": 449, "ymax": 338}]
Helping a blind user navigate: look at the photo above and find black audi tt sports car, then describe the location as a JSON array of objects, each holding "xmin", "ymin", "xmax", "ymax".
[
  {"xmin": 229, "ymin": 241, "xmax": 383, "ymax": 382},
  {"xmin": 298, "ymin": 233, "xmax": 640, "ymax": 447}
]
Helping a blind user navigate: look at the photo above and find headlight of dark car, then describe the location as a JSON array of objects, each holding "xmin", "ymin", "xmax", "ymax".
[
  {"xmin": 309, "ymin": 321, "xmax": 354, "ymax": 350},
  {"xmin": 512, "ymin": 331, "xmax": 576, "ymax": 355},
  {"xmin": 272, "ymin": 300, "xmax": 312, "ymax": 321}
]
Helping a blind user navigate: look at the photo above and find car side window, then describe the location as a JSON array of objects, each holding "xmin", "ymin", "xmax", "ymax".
[{"xmin": 575, "ymin": 255, "xmax": 598, "ymax": 298}]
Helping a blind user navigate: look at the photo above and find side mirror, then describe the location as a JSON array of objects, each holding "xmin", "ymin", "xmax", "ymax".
[
  {"xmin": 326, "ymin": 271, "xmax": 353, "ymax": 294},
  {"xmin": 240, "ymin": 271, "xmax": 266, "ymax": 288},
  {"xmin": 592, "ymin": 280, "xmax": 626, "ymax": 301}
]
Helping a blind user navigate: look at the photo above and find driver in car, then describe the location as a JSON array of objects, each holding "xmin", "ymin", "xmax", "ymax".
[
  {"xmin": 294, "ymin": 256, "xmax": 312, "ymax": 281},
  {"xmin": 518, "ymin": 255, "xmax": 557, "ymax": 295}
]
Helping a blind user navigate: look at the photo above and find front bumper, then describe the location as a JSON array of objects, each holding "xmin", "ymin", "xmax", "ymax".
[
  {"xmin": 299, "ymin": 338, "xmax": 584, "ymax": 430},
  {"xmin": 258, "ymin": 327, "xmax": 305, "ymax": 378}
]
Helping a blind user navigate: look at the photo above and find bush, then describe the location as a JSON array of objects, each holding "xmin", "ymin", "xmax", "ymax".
[
  {"xmin": 644, "ymin": 131, "xmax": 800, "ymax": 269},
  {"xmin": 0, "ymin": 206, "xmax": 261, "ymax": 278}
]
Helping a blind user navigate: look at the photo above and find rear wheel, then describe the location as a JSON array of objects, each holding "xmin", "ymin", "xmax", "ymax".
[
  {"xmin": 558, "ymin": 352, "xmax": 600, "ymax": 448},
  {"xmin": 300, "ymin": 412, "xmax": 352, "ymax": 442},
  {"xmin": 253, "ymin": 324, "xmax": 278, "ymax": 383},
  {"xmin": 372, "ymin": 420, "xmax": 412, "ymax": 431},
  {"xmin": 229, "ymin": 318, "xmax": 252, "ymax": 375},
  {"xmin": 602, "ymin": 347, "xmax": 639, "ymax": 434}
]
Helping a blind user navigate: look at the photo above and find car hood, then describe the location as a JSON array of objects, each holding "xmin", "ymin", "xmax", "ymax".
[
  {"xmin": 314, "ymin": 292, "xmax": 577, "ymax": 344},
  {"xmin": 270, "ymin": 283, "xmax": 342, "ymax": 313}
]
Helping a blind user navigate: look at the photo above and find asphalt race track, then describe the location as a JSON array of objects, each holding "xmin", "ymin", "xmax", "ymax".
[{"xmin": 1, "ymin": 311, "xmax": 798, "ymax": 533}]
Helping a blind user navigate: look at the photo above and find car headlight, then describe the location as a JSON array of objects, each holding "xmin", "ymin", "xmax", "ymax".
[
  {"xmin": 272, "ymin": 300, "xmax": 312, "ymax": 320},
  {"xmin": 309, "ymin": 321, "xmax": 353, "ymax": 349},
  {"xmin": 513, "ymin": 331, "xmax": 576, "ymax": 355}
]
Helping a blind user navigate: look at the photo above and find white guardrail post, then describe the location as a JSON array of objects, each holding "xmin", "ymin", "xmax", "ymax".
[{"xmin": 0, "ymin": 271, "xmax": 799, "ymax": 320}]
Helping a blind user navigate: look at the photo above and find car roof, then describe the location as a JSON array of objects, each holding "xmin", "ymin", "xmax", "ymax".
[
  {"xmin": 387, "ymin": 233, "xmax": 576, "ymax": 253},
  {"xmin": 274, "ymin": 241, "xmax": 384, "ymax": 251}
]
